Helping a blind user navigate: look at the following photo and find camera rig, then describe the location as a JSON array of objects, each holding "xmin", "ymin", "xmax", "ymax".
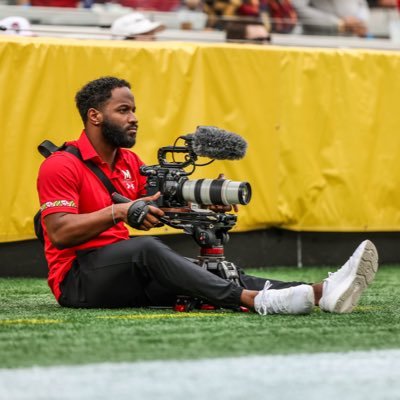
[
  {"xmin": 145, "ymin": 134, "xmax": 252, "ymax": 311},
  {"xmin": 115, "ymin": 131, "xmax": 251, "ymax": 311}
]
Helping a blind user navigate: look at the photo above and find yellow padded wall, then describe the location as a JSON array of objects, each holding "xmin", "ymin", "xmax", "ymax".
[{"xmin": 1, "ymin": 36, "xmax": 400, "ymax": 241}]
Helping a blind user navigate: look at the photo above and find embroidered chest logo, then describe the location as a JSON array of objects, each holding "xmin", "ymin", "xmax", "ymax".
[
  {"xmin": 121, "ymin": 169, "xmax": 135, "ymax": 191},
  {"xmin": 121, "ymin": 170, "xmax": 131, "ymax": 180}
]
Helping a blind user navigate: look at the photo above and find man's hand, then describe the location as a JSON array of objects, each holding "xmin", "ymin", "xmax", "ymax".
[
  {"xmin": 208, "ymin": 173, "xmax": 239, "ymax": 213},
  {"xmin": 118, "ymin": 192, "xmax": 165, "ymax": 231}
]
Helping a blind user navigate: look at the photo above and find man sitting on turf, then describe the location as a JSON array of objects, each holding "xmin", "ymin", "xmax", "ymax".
[{"xmin": 36, "ymin": 76, "xmax": 379, "ymax": 315}]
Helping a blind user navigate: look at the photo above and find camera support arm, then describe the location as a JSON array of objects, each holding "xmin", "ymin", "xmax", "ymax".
[{"xmin": 162, "ymin": 210, "xmax": 236, "ymax": 248}]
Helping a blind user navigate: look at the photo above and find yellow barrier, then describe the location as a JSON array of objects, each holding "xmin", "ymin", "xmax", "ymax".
[{"xmin": 1, "ymin": 36, "xmax": 400, "ymax": 242}]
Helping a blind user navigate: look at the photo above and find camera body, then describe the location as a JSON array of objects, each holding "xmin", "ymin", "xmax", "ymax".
[{"xmin": 140, "ymin": 164, "xmax": 189, "ymax": 208}]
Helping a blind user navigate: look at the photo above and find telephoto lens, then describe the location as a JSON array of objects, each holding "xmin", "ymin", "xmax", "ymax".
[{"xmin": 181, "ymin": 179, "xmax": 252, "ymax": 206}]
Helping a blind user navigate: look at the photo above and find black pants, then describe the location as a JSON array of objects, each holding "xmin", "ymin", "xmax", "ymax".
[{"xmin": 59, "ymin": 236, "xmax": 306, "ymax": 309}]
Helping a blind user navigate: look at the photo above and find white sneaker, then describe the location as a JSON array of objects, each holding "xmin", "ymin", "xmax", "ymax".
[
  {"xmin": 319, "ymin": 240, "xmax": 378, "ymax": 313},
  {"xmin": 254, "ymin": 281, "xmax": 315, "ymax": 315}
]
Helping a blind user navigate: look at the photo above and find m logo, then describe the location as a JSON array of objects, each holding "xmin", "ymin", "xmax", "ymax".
[{"xmin": 121, "ymin": 170, "xmax": 131, "ymax": 180}]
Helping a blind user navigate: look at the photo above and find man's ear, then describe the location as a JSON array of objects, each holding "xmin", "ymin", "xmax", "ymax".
[{"xmin": 87, "ymin": 108, "xmax": 103, "ymax": 126}]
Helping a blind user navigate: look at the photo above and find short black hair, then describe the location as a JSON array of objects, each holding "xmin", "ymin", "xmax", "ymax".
[{"xmin": 75, "ymin": 76, "xmax": 131, "ymax": 123}]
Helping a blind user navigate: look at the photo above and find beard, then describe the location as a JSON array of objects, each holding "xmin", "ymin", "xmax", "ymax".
[{"xmin": 101, "ymin": 118, "xmax": 136, "ymax": 148}]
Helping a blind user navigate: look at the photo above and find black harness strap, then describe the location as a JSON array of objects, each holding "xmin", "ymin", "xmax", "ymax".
[
  {"xmin": 34, "ymin": 140, "xmax": 123, "ymax": 245},
  {"xmin": 64, "ymin": 146, "xmax": 118, "ymax": 196},
  {"xmin": 37, "ymin": 140, "xmax": 118, "ymax": 196}
]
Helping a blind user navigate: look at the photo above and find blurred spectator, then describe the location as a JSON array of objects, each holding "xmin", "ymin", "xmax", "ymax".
[
  {"xmin": 237, "ymin": 0, "xmax": 261, "ymax": 16},
  {"xmin": 261, "ymin": 0, "xmax": 297, "ymax": 33},
  {"xmin": 367, "ymin": 0, "xmax": 397, "ymax": 7},
  {"xmin": 204, "ymin": 0, "xmax": 296, "ymax": 33},
  {"xmin": 175, "ymin": 0, "xmax": 206, "ymax": 30},
  {"xmin": 0, "ymin": 16, "xmax": 34, "ymax": 35},
  {"xmin": 291, "ymin": 0, "xmax": 370, "ymax": 37},
  {"xmin": 111, "ymin": 12, "xmax": 165, "ymax": 39},
  {"xmin": 204, "ymin": 0, "xmax": 242, "ymax": 29},
  {"xmin": 226, "ymin": 19, "xmax": 270, "ymax": 41},
  {"xmin": 176, "ymin": 0, "xmax": 204, "ymax": 11},
  {"xmin": 117, "ymin": 0, "xmax": 180, "ymax": 11},
  {"xmin": 226, "ymin": 1, "xmax": 271, "ymax": 41}
]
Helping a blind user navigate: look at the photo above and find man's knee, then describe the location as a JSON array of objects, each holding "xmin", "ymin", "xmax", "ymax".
[{"xmin": 132, "ymin": 236, "xmax": 167, "ymax": 255}]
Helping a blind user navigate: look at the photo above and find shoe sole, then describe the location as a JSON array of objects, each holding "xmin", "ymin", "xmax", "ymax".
[{"xmin": 332, "ymin": 240, "xmax": 379, "ymax": 313}]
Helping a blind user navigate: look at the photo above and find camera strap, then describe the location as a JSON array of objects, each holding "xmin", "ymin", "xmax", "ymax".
[{"xmin": 37, "ymin": 140, "xmax": 119, "ymax": 197}]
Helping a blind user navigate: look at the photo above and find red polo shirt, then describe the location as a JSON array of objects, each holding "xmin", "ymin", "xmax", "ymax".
[{"xmin": 37, "ymin": 131, "xmax": 147, "ymax": 300}]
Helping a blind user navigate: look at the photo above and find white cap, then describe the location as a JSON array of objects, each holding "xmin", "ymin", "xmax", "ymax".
[
  {"xmin": 0, "ymin": 16, "xmax": 34, "ymax": 37},
  {"xmin": 111, "ymin": 13, "xmax": 162, "ymax": 39}
]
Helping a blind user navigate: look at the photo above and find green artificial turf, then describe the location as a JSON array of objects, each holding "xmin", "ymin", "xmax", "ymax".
[{"xmin": 0, "ymin": 266, "xmax": 399, "ymax": 369}]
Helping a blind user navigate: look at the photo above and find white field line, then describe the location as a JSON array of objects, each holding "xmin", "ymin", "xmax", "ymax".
[{"xmin": 0, "ymin": 349, "xmax": 400, "ymax": 400}]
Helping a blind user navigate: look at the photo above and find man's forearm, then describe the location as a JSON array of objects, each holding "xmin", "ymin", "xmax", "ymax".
[{"xmin": 44, "ymin": 207, "xmax": 117, "ymax": 249}]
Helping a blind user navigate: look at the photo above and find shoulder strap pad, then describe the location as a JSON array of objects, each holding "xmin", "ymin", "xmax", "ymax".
[
  {"xmin": 37, "ymin": 140, "xmax": 65, "ymax": 158},
  {"xmin": 37, "ymin": 140, "xmax": 83, "ymax": 160}
]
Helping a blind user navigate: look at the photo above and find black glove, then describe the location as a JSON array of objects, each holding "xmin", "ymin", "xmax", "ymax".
[{"xmin": 127, "ymin": 200, "xmax": 151, "ymax": 229}]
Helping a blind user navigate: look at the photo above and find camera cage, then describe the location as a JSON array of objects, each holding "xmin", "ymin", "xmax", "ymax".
[
  {"xmin": 141, "ymin": 135, "xmax": 213, "ymax": 177},
  {"xmin": 166, "ymin": 135, "xmax": 217, "ymax": 167}
]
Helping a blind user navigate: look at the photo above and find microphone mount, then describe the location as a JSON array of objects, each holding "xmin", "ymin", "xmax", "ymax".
[{"xmin": 156, "ymin": 134, "xmax": 214, "ymax": 172}]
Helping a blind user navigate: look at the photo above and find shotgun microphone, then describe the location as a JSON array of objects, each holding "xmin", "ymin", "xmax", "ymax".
[{"xmin": 185, "ymin": 126, "xmax": 248, "ymax": 160}]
